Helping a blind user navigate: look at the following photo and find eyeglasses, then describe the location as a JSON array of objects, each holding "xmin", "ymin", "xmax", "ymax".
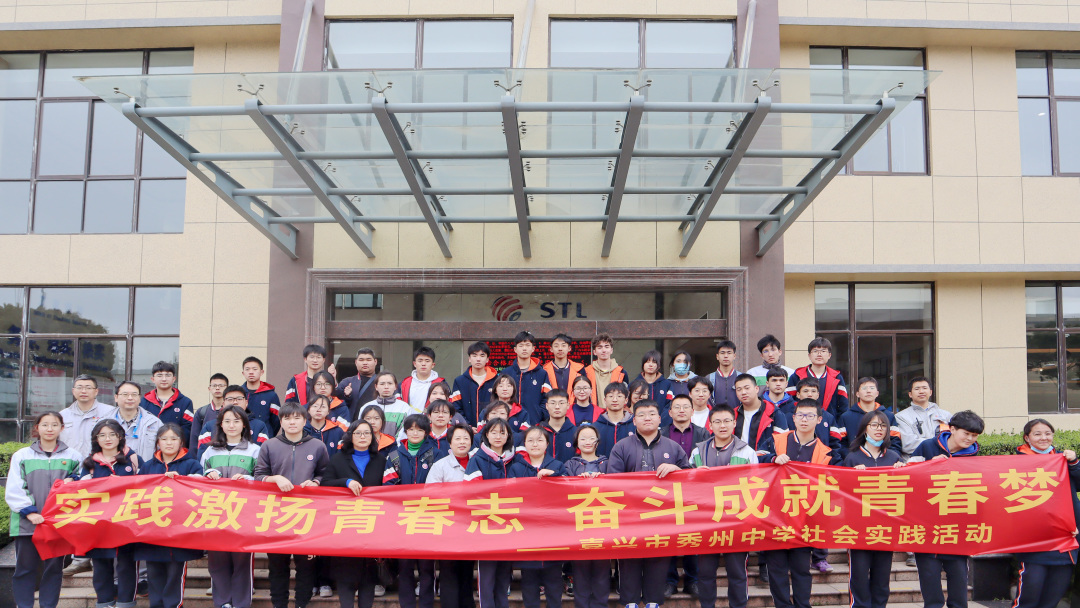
[
  {"xmin": 153, "ymin": 373, "xmax": 174, "ymax": 378},
  {"xmin": 116, "ymin": 392, "xmax": 141, "ymax": 398},
  {"xmin": 712, "ymin": 419, "xmax": 736, "ymax": 426},
  {"xmin": 867, "ymin": 423, "xmax": 888, "ymax": 430},
  {"xmin": 96, "ymin": 432, "xmax": 119, "ymax": 440},
  {"xmin": 314, "ymin": 382, "xmax": 333, "ymax": 388},
  {"xmin": 809, "ymin": 349, "xmax": 830, "ymax": 356},
  {"xmin": 794, "ymin": 413, "xmax": 819, "ymax": 420},
  {"xmin": 223, "ymin": 396, "xmax": 245, "ymax": 403},
  {"xmin": 353, "ymin": 431, "xmax": 372, "ymax": 438}
]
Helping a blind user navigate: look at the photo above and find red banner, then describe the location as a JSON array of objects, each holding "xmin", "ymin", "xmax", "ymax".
[{"xmin": 33, "ymin": 455, "xmax": 1078, "ymax": 561}]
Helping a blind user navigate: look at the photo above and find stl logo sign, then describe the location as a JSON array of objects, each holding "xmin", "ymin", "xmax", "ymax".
[{"xmin": 492, "ymin": 296, "xmax": 523, "ymax": 321}]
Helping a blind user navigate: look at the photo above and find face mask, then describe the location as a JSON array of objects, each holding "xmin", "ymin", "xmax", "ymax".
[
  {"xmin": 865, "ymin": 436, "xmax": 884, "ymax": 447},
  {"xmin": 1029, "ymin": 443, "xmax": 1054, "ymax": 454},
  {"xmin": 674, "ymin": 363, "xmax": 690, "ymax": 376}
]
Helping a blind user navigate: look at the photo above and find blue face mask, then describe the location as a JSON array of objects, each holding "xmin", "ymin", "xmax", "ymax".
[
  {"xmin": 674, "ymin": 363, "xmax": 690, "ymax": 376},
  {"xmin": 1029, "ymin": 444, "xmax": 1054, "ymax": 454},
  {"xmin": 865, "ymin": 437, "xmax": 884, "ymax": 447}
]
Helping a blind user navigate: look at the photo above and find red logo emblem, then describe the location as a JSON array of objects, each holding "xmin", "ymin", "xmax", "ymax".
[{"xmin": 491, "ymin": 296, "xmax": 523, "ymax": 322}]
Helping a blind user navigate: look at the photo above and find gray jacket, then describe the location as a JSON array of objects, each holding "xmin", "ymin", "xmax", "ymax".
[
  {"xmin": 60, "ymin": 400, "xmax": 118, "ymax": 458},
  {"xmin": 254, "ymin": 435, "xmax": 329, "ymax": 484},
  {"xmin": 607, "ymin": 432, "xmax": 690, "ymax": 474},
  {"xmin": 6, "ymin": 441, "xmax": 82, "ymax": 536},
  {"xmin": 115, "ymin": 407, "xmax": 163, "ymax": 464},
  {"xmin": 896, "ymin": 402, "xmax": 952, "ymax": 457}
]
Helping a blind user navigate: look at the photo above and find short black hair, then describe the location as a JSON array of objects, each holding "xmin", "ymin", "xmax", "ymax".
[
  {"xmin": 302, "ymin": 344, "xmax": 327, "ymax": 358},
  {"xmin": 313, "ymin": 370, "xmax": 336, "ymax": 386},
  {"xmin": 1024, "ymin": 418, "xmax": 1054, "ymax": 437},
  {"xmin": 807, "ymin": 337, "xmax": 832, "ymax": 354},
  {"xmin": 546, "ymin": 389, "xmax": 569, "ymax": 402},
  {"xmin": 551, "ymin": 333, "xmax": 573, "ymax": 346},
  {"xmin": 467, "ymin": 341, "xmax": 491, "ymax": 356},
  {"xmin": 242, "ymin": 356, "xmax": 263, "ymax": 369},
  {"xmin": 222, "ymin": 384, "xmax": 246, "ymax": 399},
  {"xmin": 481, "ymin": 418, "xmax": 513, "ymax": 448},
  {"xmin": 210, "ymin": 373, "xmax": 229, "ymax": 385},
  {"xmin": 716, "ymin": 339, "xmax": 737, "ymax": 353},
  {"xmin": 687, "ymin": 376, "xmax": 714, "ymax": 393},
  {"xmin": 795, "ymin": 377, "xmax": 819, "ymax": 393},
  {"xmin": 493, "ymin": 374, "xmax": 518, "ymax": 403},
  {"xmin": 949, "ymin": 410, "xmax": 984, "ymax": 435},
  {"xmin": 632, "ymin": 399, "xmax": 660, "ymax": 415},
  {"xmin": 402, "ymin": 413, "xmax": 431, "ymax": 434},
  {"xmin": 152, "ymin": 361, "xmax": 176, "ymax": 375},
  {"xmin": 155, "ymin": 423, "xmax": 184, "ymax": 446},
  {"xmin": 573, "ymin": 424, "xmax": 599, "ymax": 447},
  {"xmin": 425, "ymin": 399, "xmax": 453, "ymax": 416},
  {"xmin": 670, "ymin": 350, "xmax": 693, "ymax": 367},
  {"xmin": 794, "ymin": 398, "xmax": 823, "ymax": 418},
  {"xmin": 709, "ymin": 404, "xmax": 736, "ymax": 421},
  {"xmin": 641, "ymin": 349, "xmax": 662, "ymax": 367},
  {"xmin": 765, "ymin": 365, "xmax": 788, "ymax": 381},
  {"xmin": 340, "ymin": 420, "xmax": 378, "ymax": 456},
  {"xmin": 733, "ymin": 373, "xmax": 757, "ymax": 388},
  {"xmin": 669, "ymin": 394, "xmax": 693, "ymax": 408},
  {"xmin": 73, "ymin": 374, "xmax": 98, "ymax": 388},
  {"xmin": 908, "ymin": 376, "xmax": 933, "ymax": 392},
  {"xmin": 279, "ymin": 400, "xmax": 309, "ymax": 422},
  {"xmin": 628, "ymin": 378, "xmax": 650, "ymax": 397},
  {"xmin": 857, "ymin": 377, "xmax": 879, "ymax": 391},
  {"xmin": 756, "ymin": 334, "xmax": 782, "ymax": 353},
  {"xmin": 448, "ymin": 423, "xmax": 475, "ymax": 443},
  {"xmin": 115, "ymin": 380, "xmax": 141, "ymax": 394},
  {"xmin": 481, "ymin": 401, "xmax": 511, "ymax": 420},
  {"xmin": 603, "ymin": 382, "xmax": 629, "ymax": 398},
  {"xmin": 355, "ymin": 348, "xmax": 376, "ymax": 358},
  {"xmin": 513, "ymin": 331, "xmax": 537, "ymax": 347},
  {"xmin": 359, "ymin": 404, "xmax": 385, "ymax": 429},
  {"xmin": 413, "ymin": 346, "xmax": 436, "ymax": 362}
]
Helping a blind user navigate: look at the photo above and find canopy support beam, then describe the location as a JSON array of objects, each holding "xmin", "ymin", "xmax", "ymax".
[
  {"xmin": 680, "ymin": 95, "xmax": 772, "ymax": 257},
  {"xmin": 372, "ymin": 95, "xmax": 453, "ymax": 258},
  {"xmin": 602, "ymin": 94, "xmax": 645, "ymax": 258},
  {"xmin": 501, "ymin": 95, "xmax": 531, "ymax": 258},
  {"xmin": 122, "ymin": 101, "xmax": 300, "ymax": 259},
  {"xmin": 756, "ymin": 96, "xmax": 896, "ymax": 256},
  {"xmin": 244, "ymin": 98, "xmax": 376, "ymax": 258}
]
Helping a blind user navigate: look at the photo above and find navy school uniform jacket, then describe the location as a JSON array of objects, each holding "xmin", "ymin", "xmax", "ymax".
[
  {"xmin": 383, "ymin": 436, "xmax": 445, "ymax": 485},
  {"xmin": 786, "ymin": 365, "xmax": 849, "ymax": 419},
  {"xmin": 842, "ymin": 444, "xmax": 903, "ymax": 468},
  {"xmin": 909, "ymin": 431, "xmax": 979, "ymax": 462},
  {"xmin": 303, "ymin": 419, "xmax": 347, "ymax": 457},
  {"xmin": 133, "ymin": 449, "xmax": 204, "ymax": 562},
  {"xmin": 635, "ymin": 374, "xmax": 674, "ymax": 428},
  {"xmin": 473, "ymin": 425, "xmax": 524, "ymax": 450},
  {"xmin": 539, "ymin": 420, "xmax": 578, "ymax": 463},
  {"xmin": 73, "ymin": 448, "xmax": 144, "ymax": 559},
  {"xmin": 760, "ymin": 430, "xmax": 841, "ymax": 465},
  {"xmin": 567, "ymin": 403, "xmax": 603, "ymax": 426},
  {"xmin": 242, "ymin": 381, "xmax": 281, "ymax": 436},
  {"xmin": 508, "ymin": 453, "xmax": 565, "ymax": 478},
  {"xmin": 450, "ymin": 366, "xmax": 499, "ymax": 428},
  {"xmin": 504, "ymin": 357, "xmax": 550, "ymax": 425},
  {"xmin": 733, "ymin": 400, "xmax": 787, "ymax": 456},
  {"xmin": 195, "ymin": 415, "xmax": 271, "ymax": 460},
  {"xmin": 1014, "ymin": 444, "xmax": 1080, "ymax": 565},
  {"xmin": 564, "ymin": 455, "xmax": 608, "ymax": 477},
  {"xmin": 778, "ymin": 404, "xmax": 843, "ymax": 460},
  {"xmin": 593, "ymin": 412, "xmax": 636, "ymax": 458},
  {"xmin": 464, "ymin": 444, "xmax": 516, "ymax": 481},
  {"xmin": 139, "ymin": 389, "xmax": 194, "ymax": 446},
  {"xmin": 285, "ymin": 371, "xmax": 315, "ymax": 406},
  {"xmin": 837, "ymin": 403, "xmax": 902, "ymax": 458}
]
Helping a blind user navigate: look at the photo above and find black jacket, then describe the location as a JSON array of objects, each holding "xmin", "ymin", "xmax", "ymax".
[{"xmin": 323, "ymin": 450, "xmax": 387, "ymax": 489}]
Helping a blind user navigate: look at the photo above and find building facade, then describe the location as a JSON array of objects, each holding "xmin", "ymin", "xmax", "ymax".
[{"xmin": 0, "ymin": 0, "xmax": 1076, "ymax": 440}]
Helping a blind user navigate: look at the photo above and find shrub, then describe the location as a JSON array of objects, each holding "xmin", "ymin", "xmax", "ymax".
[
  {"xmin": 0, "ymin": 442, "xmax": 28, "ymax": 478},
  {"xmin": 0, "ymin": 486, "xmax": 9, "ymax": 546},
  {"xmin": 977, "ymin": 430, "xmax": 1080, "ymax": 456}
]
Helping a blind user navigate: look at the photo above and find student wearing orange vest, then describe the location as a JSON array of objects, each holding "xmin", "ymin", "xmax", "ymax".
[
  {"xmin": 542, "ymin": 333, "xmax": 585, "ymax": 393},
  {"xmin": 760, "ymin": 400, "xmax": 839, "ymax": 608},
  {"xmin": 583, "ymin": 334, "xmax": 627, "ymax": 405}
]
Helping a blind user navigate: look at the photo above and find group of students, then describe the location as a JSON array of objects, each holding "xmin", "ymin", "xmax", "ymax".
[{"xmin": 7, "ymin": 332, "xmax": 1080, "ymax": 608}]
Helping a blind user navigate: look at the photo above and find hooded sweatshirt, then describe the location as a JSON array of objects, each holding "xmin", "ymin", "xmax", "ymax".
[
  {"xmin": 504, "ymin": 357, "xmax": 550, "ymax": 425},
  {"xmin": 253, "ymin": 434, "xmax": 329, "ymax": 485},
  {"xmin": 593, "ymin": 411, "xmax": 636, "ymax": 458},
  {"xmin": 139, "ymin": 388, "xmax": 195, "ymax": 445},
  {"xmin": 464, "ymin": 443, "xmax": 515, "ymax": 481},
  {"xmin": 401, "ymin": 370, "xmax": 443, "ymax": 411},
  {"xmin": 243, "ymin": 381, "xmax": 282, "ymax": 435}
]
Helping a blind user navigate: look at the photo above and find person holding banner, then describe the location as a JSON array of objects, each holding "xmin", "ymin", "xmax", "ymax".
[
  {"xmin": 511, "ymin": 427, "xmax": 566, "ymax": 608},
  {"xmin": 465, "ymin": 418, "xmax": 517, "ymax": 608},
  {"xmin": 607, "ymin": 399, "xmax": 691, "ymax": 608},
  {"xmin": 564, "ymin": 424, "xmax": 611, "ymax": 608},
  {"xmin": 323, "ymin": 420, "xmax": 386, "ymax": 608},
  {"xmin": 1012, "ymin": 419, "xmax": 1080, "ymax": 608},
  {"xmin": 842, "ymin": 410, "xmax": 906, "ymax": 608},
  {"xmin": 426, "ymin": 423, "xmax": 478, "ymax": 608}
]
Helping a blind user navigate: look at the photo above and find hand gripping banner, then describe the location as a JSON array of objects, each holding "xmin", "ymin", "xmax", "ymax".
[{"xmin": 33, "ymin": 455, "xmax": 1079, "ymax": 561}]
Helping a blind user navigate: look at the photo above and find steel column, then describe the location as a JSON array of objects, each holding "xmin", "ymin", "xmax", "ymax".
[
  {"xmin": 244, "ymin": 98, "xmax": 376, "ymax": 258},
  {"xmin": 756, "ymin": 97, "xmax": 896, "ymax": 256},
  {"xmin": 122, "ymin": 102, "xmax": 300, "ymax": 259},
  {"xmin": 601, "ymin": 95, "xmax": 645, "ymax": 258},
  {"xmin": 680, "ymin": 96, "xmax": 772, "ymax": 257},
  {"xmin": 501, "ymin": 95, "xmax": 531, "ymax": 257},
  {"xmin": 371, "ymin": 95, "xmax": 452, "ymax": 257}
]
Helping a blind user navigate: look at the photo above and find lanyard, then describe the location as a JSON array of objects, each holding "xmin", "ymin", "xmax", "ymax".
[{"xmin": 115, "ymin": 409, "xmax": 143, "ymax": 439}]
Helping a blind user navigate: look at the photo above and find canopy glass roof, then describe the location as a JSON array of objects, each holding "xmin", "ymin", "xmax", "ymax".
[{"xmin": 78, "ymin": 68, "xmax": 936, "ymax": 259}]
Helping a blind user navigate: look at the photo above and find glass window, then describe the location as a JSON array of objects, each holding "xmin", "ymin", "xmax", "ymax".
[
  {"xmin": 550, "ymin": 21, "xmax": 639, "ymax": 68},
  {"xmin": 1018, "ymin": 52, "xmax": 1080, "ymax": 175},
  {"xmin": 0, "ymin": 182, "xmax": 31, "ymax": 235},
  {"xmin": 1025, "ymin": 282, "xmax": 1080, "ymax": 413},
  {"xmin": 550, "ymin": 20, "xmax": 734, "ymax": 69},
  {"xmin": 326, "ymin": 20, "xmax": 513, "ymax": 70},
  {"xmin": 0, "ymin": 336, "xmax": 19, "ymax": 419},
  {"xmin": 1052, "ymin": 52, "xmax": 1080, "ymax": 96},
  {"xmin": 140, "ymin": 138, "xmax": 186, "ymax": 178},
  {"xmin": 79, "ymin": 339, "xmax": 126, "ymax": 396},
  {"xmin": 1018, "ymin": 98, "xmax": 1053, "ymax": 176},
  {"xmin": 815, "ymin": 283, "xmax": 934, "ymax": 409},
  {"xmin": 137, "ymin": 179, "xmax": 185, "ymax": 233},
  {"xmin": 812, "ymin": 47, "xmax": 929, "ymax": 175},
  {"xmin": 644, "ymin": 22, "xmax": 735, "ymax": 68},
  {"xmin": 83, "ymin": 180, "xmax": 135, "ymax": 233},
  {"xmin": 422, "ymin": 21, "xmax": 512, "ymax": 68},
  {"xmin": 1056, "ymin": 101, "xmax": 1080, "ymax": 173},
  {"xmin": 38, "ymin": 102, "xmax": 90, "ymax": 176},
  {"xmin": 326, "ymin": 21, "xmax": 417, "ymax": 69},
  {"xmin": 1017, "ymin": 52, "xmax": 1049, "ymax": 96},
  {"xmin": 89, "ymin": 101, "xmax": 137, "ymax": 176},
  {"xmin": 134, "ymin": 287, "xmax": 182, "ymax": 334},
  {"xmin": 0, "ymin": 53, "xmax": 40, "ymax": 97},
  {"xmin": 29, "ymin": 287, "xmax": 129, "ymax": 334},
  {"xmin": 43, "ymin": 51, "xmax": 142, "ymax": 97},
  {"xmin": 26, "ymin": 338, "xmax": 75, "ymax": 417},
  {"xmin": 33, "ymin": 181, "xmax": 84, "ymax": 234},
  {"xmin": 131, "ymin": 336, "xmax": 179, "ymax": 388},
  {"xmin": 0, "ymin": 101, "xmax": 36, "ymax": 179},
  {"xmin": 148, "ymin": 50, "xmax": 194, "ymax": 75}
]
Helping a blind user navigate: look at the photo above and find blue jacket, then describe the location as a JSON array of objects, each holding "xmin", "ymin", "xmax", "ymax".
[
  {"xmin": 911, "ymin": 431, "xmax": 979, "ymax": 461},
  {"xmin": 509, "ymin": 453, "xmax": 565, "ymax": 478},
  {"xmin": 304, "ymin": 420, "xmax": 347, "ymax": 457},
  {"xmin": 1014, "ymin": 445, "xmax": 1080, "ymax": 565},
  {"xmin": 450, "ymin": 367, "xmax": 499, "ymax": 428},
  {"xmin": 464, "ymin": 444, "xmax": 515, "ymax": 481},
  {"xmin": 242, "ymin": 381, "xmax": 281, "ymax": 436},
  {"xmin": 593, "ymin": 412, "xmax": 636, "ymax": 458},
  {"xmin": 634, "ymin": 374, "xmax": 673, "ymax": 427},
  {"xmin": 504, "ymin": 358, "xmax": 549, "ymax": 425},
  {"xmin": 383, "ymin": 436, "xmax": 444, "ymax": 485},
  {"xmin": 564, "ymin": 455, "xmax": 608, "ymax": 476},
  {"xmin": 74, "ymin": 449, "xmax": 144, "ymax": 559},
  {"xmin": 778, "ymin": 403, "xmax": 843, "ymax": 460},
  {"xmin": 837, "ymin": 403, "xmax": 902, "ymax": 459},
  {"xmin": 133, "ymin": 449, "xmax": 204, "ymax": 562},
  {"xmin": 139, "ymin": 389, "xmax": 194, "ymax": 446},
  {"xmin": 538, "ymin": 420, "xmax": 578, "ymax": 463}
]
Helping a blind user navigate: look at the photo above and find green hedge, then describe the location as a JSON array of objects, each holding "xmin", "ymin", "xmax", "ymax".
[
  {"xmin": 978, "ymin": 430, "xmax": 1080, "ymax": 456},
  {"xmin": 0, "ymin": 442, "xmax": 28, "ymax": 478}
]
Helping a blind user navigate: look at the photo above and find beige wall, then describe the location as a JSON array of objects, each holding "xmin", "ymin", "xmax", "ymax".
[
  {"xmin": 0, "ymin": 0, "xmax": 280, "ymax": 24},
  {"xmin": 779, "ymin": 0, "xmax": 1080, "ymax": 23}
]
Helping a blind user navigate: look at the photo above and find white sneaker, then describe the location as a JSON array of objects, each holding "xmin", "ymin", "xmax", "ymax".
[
  {"xmin": 319, "ymin": 586, "xmax": 333, "ymax": 597},
  {"xmin": 415, "ymin": 584, "xmax": 420, "ymax": 597},
  {"xmin": 374, "ymin": 585, "xmax": 386, "ymax": 597}
]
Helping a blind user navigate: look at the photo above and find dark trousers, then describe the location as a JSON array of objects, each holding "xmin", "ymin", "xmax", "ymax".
[
  {"xmin": 914, "ymin": 554, "xmax": 968, "ymax": 608},
  {"xmin": 619, "ymin": 556, "xmax": 670, "ymax": 605},
  {"xmin": 268, "ymin": 553, "xmax": 317, "ymax": 608},
  {"xmin": 848, "ymin": 550, "xmax": 892, "ymax": 608},
  {"xmin": 666, "ymin": 555, "xmax": 699, "ymax": 587},
  {"xmin": 315, "ymin": 556, "xmax": 334, "ymax": 589},
  {"xmin": 477, "ymin": 561, "xmax": 512, "ymax": 608},
  {"xmin": 811, "ymin": 548, "xmax": 828, "ymax": 564},
  {"xmin": 439, "ymin": 560, "xmax": 476, "ymax": 608},
  {"xmin": 572, "ymin": 560, "xmax": 611, "ymax": 608},
  {"xmin": 208, "ymin": 551, "xmax": 254, "ymax": 608},
  {"xmin": 334, "ymin": 557, "xmax": 378, "ymax": 608},
  {"xmin": 1015, "ymin": 561, "xmax": 1073, "ymax": 608},
  {"xmin": 521, "ymin": 562, "xmax": 563, "ymax": 608},
  {"xmin": 764, "ymin": 548, "xmax": 812, "ymax": 608},
  {"xmin": 13, "ymin": 536, "xmax": 65, "ymax": 608},
  {"xmin": 146, "ymin": 561, "xmax": 186, "ymax": 608},
  {"xmin": 92, "ymin": 547, "xmax": 138, "ymax": 608},
  {"xmin": 399, "ymin": 559, "xmax": 437, "ymax": 608},
  {"xmin": 697, "ymin": 553, "xmax": 749, "ymax": 608}
]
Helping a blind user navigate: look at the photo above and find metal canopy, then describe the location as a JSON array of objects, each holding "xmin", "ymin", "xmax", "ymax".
[{"xmin": 81, "ymin": 68, "xmax": 935, "ymax": 260}]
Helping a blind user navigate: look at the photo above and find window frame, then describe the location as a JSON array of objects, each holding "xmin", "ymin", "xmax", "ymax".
[
  {"xmin": 0, "ymin": 49, "xmax": 190, "ymax": 235},
  {"xmin": 814, "ymin": 282, "xmax": 937, "ymax": 410},
  {"xmin": 322, "ymin": 18, "xmax": 516, "ymax": 71},
  {"xmin": 809, "ymin": 46, "xmax": 930, "ymax": 176},
  {"xmin": 1026, "ymin": 281, "xmax": 1079, "ymax": 413},
  {"xmin": 1017, "ymin": 51, "xmax": 1080, "ymax": 177},
  {"xmin": 0, "ymin": 285, "xmax": 181, "ymax": 441},
  {"xmin": 547, "ymin": 18, "xmax": 737, "ymax": 69}
]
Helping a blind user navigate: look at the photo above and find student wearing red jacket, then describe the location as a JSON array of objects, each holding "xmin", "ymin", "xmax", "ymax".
[
  {"xmin": 285, "ymin": 344, "xmax": 336, "ymax": 406},
  {"xmin": 785, "ymin": 337, "xmax": 849, "ymax": 418},
  {"xmin": 139, "ymin": 361, "xmax": 194, "ymax": 446},
  {"xmin": 450, "ymin": 342, "xmax": 499, "ymax": 428},
  {"xmin": 503, "ymin": 331, "xmax": 550, "ymax": 424}
]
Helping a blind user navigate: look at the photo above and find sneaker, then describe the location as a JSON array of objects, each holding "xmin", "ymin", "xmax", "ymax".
[
  {"xmin": 687, "ymin": 582, "xmax": 699, "ymax": 598},
  {"xmin": 374, "ymin": 585, "xmax": 386, "ymax": 597},
  {"xmin": 906, "ymin": 553, "xmax": 917, "ymax": 568},
  {"xmin": 416, "ymin": 583, "xmax": 420, "ymax": 597},
  {"xmin": 646, "ymin": 603, "xmax": 660, "ymax": 608},
  {"xmin": 206, "ymin": 586, "xmax": 214, "ymax": 596},
  {"xmin": 625, "ymin": 603, "xmax": 640, "ymax": 608},
  {"xmin": 312, "ymin": 587, "xmax": 319, "ymax": 597},
  {"xmin": 221, "ymin": 604, "xmax": 232, "ymax": 608},
  {"xmin": 757, "ymin": 564, "xmax": 770, "ymax": 588},
  {"xmin": 136, "ymin": 580, "xmax": 149, "ymax": 597},
  {"xmin": 319, "ymin": 586, "xmax": 333, "ymax": 598},
  {"xmin": 664, "ymin": 582, "xmax": 677, "ymax": 598},
  {"xmin": 564, "ymin": 578, "xmax": 574, "ymax": 597},
  {"xmin": 63, "ymin": 560, "xmax": 92, "ymax": 576},
  {"xmin": 812, "ymin": 560, "xmax": 834, "ymax": 573}
]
